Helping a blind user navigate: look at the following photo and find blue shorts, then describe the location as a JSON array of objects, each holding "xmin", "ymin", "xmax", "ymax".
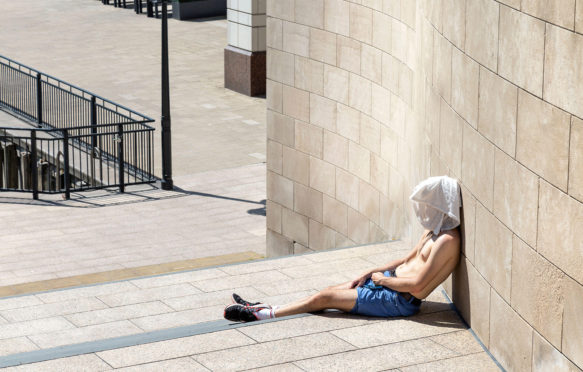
[{"xmin": 350, "ymin": 270, "xmax": 421, "ymax": 317}]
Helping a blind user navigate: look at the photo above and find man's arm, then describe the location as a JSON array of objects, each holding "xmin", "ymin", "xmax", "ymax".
[
  {"xmin": 371, "ymin": 234, "xmax": 457, "ymax": 293},
  {"xmin": 349, "ymin": 232, "xmax": 430, "ymax": 288}
]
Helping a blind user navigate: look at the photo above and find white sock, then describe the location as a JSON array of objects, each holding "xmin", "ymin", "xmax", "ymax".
[{"xmin": 254, "ymin": 305, "xmax": 279, "ymax": 320}]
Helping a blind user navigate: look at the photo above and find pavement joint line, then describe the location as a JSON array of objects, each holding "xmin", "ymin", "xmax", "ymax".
[
  {"xmin": 0, "ymin": 251, "xmax": 263, "ymax": 299},
  {"xmin": 0, "ymin": 314, "xmax": 312, "ymax": 368},
  {"xmin": 0, "ymin": 239, "xmax": 402, "ymax": 301}
]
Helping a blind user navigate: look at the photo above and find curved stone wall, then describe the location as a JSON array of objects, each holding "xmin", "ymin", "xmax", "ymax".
[{"xmin": 266, "ymin": 1, "xmax": 583, "ymax": 370}]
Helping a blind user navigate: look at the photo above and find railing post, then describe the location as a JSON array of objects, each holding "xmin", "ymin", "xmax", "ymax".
[
  {"xmin": 62, "ymin": 129, "xmax": 70, "ymax": 200},
  {"xmin": 36, "ymin": 73, "xmax": 42, "ymax": 127},
  {"xmin": 91, "ymin": 96, "xmax": 97, "ymax": 149},
  {"xmin": 117, "ymin": 124, "xmax": 125, "ymax": 193},
  {"xmin": 30, "ymin": 131, "xmax": 38, "ymax": 200}
]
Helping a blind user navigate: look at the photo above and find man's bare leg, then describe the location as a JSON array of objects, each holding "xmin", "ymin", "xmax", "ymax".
[{"xmin": 274, "ymin": 287, "xmax": 358, "ymax": 317}]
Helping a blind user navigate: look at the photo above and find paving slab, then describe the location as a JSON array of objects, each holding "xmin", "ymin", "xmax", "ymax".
[{"xmin": 0, "ymin": 242, "xmax": 500, "ymax": 371}]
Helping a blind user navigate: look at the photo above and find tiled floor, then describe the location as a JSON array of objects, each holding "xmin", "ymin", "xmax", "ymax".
[{"xmin": 0, "ymin": 242, "xmax": 500, "ymax": 371}]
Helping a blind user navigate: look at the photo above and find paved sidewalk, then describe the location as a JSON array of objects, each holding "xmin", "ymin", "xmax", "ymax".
[
  {"xmin": 0, "ymin": 242, "xmax": 500, "ymax": 371},
  {"xmin": 0, "ymin": 163, "xmax": 266, "ymax": 287},
  {"xmin": 0, "ymin": 0, "xmax": 266, "ymax": 176}
]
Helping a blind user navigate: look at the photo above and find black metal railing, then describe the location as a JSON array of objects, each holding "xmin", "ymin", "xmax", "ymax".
[
  {"xmin": 0, "ymin": 55, "xmax": 157, "ymax": 199},
  {"xmin": 0, "ymin": 124, "xmax": 155, "ymax": 199}
]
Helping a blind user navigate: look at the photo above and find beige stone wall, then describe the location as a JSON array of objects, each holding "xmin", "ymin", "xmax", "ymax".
[{"xmin": 266, "ymin": 1, "xmax": 583, "ymax": 370}]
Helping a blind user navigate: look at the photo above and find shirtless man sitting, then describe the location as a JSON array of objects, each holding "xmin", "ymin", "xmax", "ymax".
[{"xmin": 224, "ymin": 176, "xmax": 461, "ymax": 322}]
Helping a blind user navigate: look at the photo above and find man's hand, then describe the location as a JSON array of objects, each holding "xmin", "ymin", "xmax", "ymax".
[
  {"xmin": 350, "ymin": 272, "xmax": 372, "ymax": 288},
  {"xmin": 371, "ymin": 271, "xmax": 387, "ymax": 286}
]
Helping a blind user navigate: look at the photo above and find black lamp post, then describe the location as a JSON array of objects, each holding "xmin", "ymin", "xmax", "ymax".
[{"xmin": 152, "ymin": 0, "xmax": 173, "ymax": 190}]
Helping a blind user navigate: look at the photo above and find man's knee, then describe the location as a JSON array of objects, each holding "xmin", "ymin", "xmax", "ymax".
[{"xmin": 310, "ymin": 289, "xmax": 335, "ymax": 307}]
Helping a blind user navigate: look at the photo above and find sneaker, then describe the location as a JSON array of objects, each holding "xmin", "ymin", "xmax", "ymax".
[
  {"xmin": 224, "ymin": 304, "xmax": 265, "ymax": 323},
  {"xmin": 232, "ymin": 293, "xmax": 262, "ymax": 307}
]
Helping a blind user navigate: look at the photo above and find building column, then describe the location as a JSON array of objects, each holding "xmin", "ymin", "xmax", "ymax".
[{"xmin": 224, "ymin": 0, "xmax": 266, "ymax": 96}]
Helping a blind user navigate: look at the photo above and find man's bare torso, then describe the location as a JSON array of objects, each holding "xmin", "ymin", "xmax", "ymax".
[{"xmin": 395, "ymin": 229, "xmax": 461, "ymax": 299}]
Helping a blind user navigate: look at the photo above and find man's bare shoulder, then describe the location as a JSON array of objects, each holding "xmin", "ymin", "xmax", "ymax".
[{"xmin": 434, "ymin": 228, "xmax": 461, "ymax": 250}]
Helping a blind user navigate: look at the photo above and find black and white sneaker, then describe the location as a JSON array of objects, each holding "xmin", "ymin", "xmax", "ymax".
[
  {"xmin": 224, "ymin": 304, "xmax": 267, "ymax": 322},
  {"xmin": 232, "ymin": 293, "xmax": 263, "ymax": 307}
]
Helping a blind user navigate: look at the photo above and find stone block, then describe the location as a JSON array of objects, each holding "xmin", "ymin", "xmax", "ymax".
[
  {"xmin": 400, "ymin": 0, "xmax": 416, "ymax": 29},
  {"xmin": 380, "ymin": 125, "xmax": 397, "ymax": 167},
  {"xmin": 267, "ymin": 139, "xmax": 283, "ymax": 173},
  {"xmin": 361, "ymin": 44, "xmax": 382, "ymax": 85},
  {"xmin": 461, "ymin": 124, "xmax": 495, "ymax": 210},
  {"xmin": 382, "ymin": 52, "xmax": 400, "ymax": 94},
  {"xmin": 336, "ymin": 168, "xmax": 360, "ymax": 210},
  {"xmin": 475, "ymin": 204, "xmax": 512, "ymax": 302},
  {"xmin": 267, "ymin": 0, "xmax": 294, "ymax": 21},
  {"xmin": 498, "ymin": 5, "xmax": 545, "ymax": 97},
  {"xmin": 282, "ymin": 207, "xmax": 309, "ymax": 246},
  {"xmin": 465, "ymin": 0, "xmax": 499, "ymax": 71},
  {"xmin": 349, "ymin": 3, "xmax": 373, "ymax": 44},
  {"xmin": 578, "ymin": 0, "xmax": 583, "ymax": 33},
  {"xmin": 309, "ymin": 219, "xmax": 336, "ymax": 250},
  {"xmin": 310, "ymin": 94, "xmax": 337, "ymax": 132},
  {"xmin": 267, "ymin": 170, "xmax": 294, "ymax": 209},
  {"xmin": 295, "ymin": 120, "xmax": 323, "ymax": 158},
  {"xmin": 451, "ymin": 47, "xmax": 479, "ymax": 129},
  {"xmin": 478, "ymin": 66, "xmax": 518, "ymax": 156},
  {"xmin": 324, "ymin": 0, "xmax": 350, "ymax": 36},
  {"xmin": 283, "ymin": 146, "xmax": 310, "ymax": 185},
  {"xmin": 360, "ymin": 114, "xmax": 381, "ymax": 155},
  {"xmin": 359, "ymin": 180, "xmax": 380, "ymax": 224},
  {"xmin": 420, "ymin": 18, "xmax": 434, "ymax": 79},
  {"xmin": 323, "ymin": 131, "xmax": 349, "ymax": 169},
  {"xmin": 310, "ymin": 156, "xmax": 335, "ymax": 197},
  {"xmin": 295, "ymin": 0, "xmax": 324, "ymax": 28},
  {"xmin": 497, "ymin": 0, "xmax": 519, "ymax": 8},
  {"xmin": 371, "ymin": 83, "xmax": 390, "ymax": 125},
  {"xmin": 337, "ymin": 35, "xmax": 361, "ymax": 74},
  {"xmin": 439, "ymin": 101, "xmax": 463, "ymax": 178},
  {"xmin": 283, "ymin": 85, "xmax": 310, "ymax": 122},
  {"xmin": 489, "ymin": 290, "xmax": 533, "ymax": 372},
  {"xmin": 493, "ymin": 149, "xmax": 539, "ymax": 247},
  {"xmin": 538, "ymin": 180, "xmax": 583, "ymax": 285},
  {"xmin": 294, "ymin": 57, "xmax": 324, "ymax": 95},
  {"xmin": 310, "ymin": 28, "xmax": 337, "ymax": 65},
  {"xmin": 522, "ymin": 0, "xmax": 575, "ymax": 29},
  {"xmin": 371, "ymin": 154, "xmax": 389, "ymax": 196},
  {"xmin": 459, "ymin": 184, "xmax": 476, "ymax": 263},
  {"xmin": 323, "ymin": 195, "xmax": 348, "ymax": 235},
  {"xmin": 544, "ymin": 24, "xmax": 583, "ymax": 120},
  {"xmin": 349, "ymin": 73, "xmax": 372, "ymax": 115},
  {"xmin": 453, "ymin": 258, "xmax": 491, "ymax": 347},
  {"xmin": 433, "ymin": 29, "xmax": 452, "ymax": 103},
  {"xmin": 294, "ymin": 182, "xmax": 323, "ymax": 222},
  {"xmin": 267, "ymin": 49, "xmax": 294, "ymax": 85},
  {"xmin": 267, "ymin": 110, "xmax": 295, "ymax": 146},
  {"xmin": 267, "ymin": 79, "xmax": 283, "ymax": 113},
  {"xmin": 267, "ymin": 229, "xmax": 294, "ymax": 257},
  {"xmin": 336, "ymin": 103, "xmax": 360, "ymax": 143},
  {"xmin": 426, "ymin": 87, "xmax": 441, "ymax": 154},
  {"xmin": 348, "ymin": 141, "xmax": 371, "ymax": 182},
  {"xmin": 398, "ymin": 63, "xmax": 413, "ymax": 107},
  {"xmin": 266, "ymin": 17, "xmax": 283, "ymax": 49},
  {"xmin": 324, "ymin": 65, "xmax": 349, "ymax": 104},
  {"xmin": 562, "ymin": 278, "xmax": 583, "ymax": 369},
  {"xmin": 372, "ymin": 10, "xmax": 392, "ymax": 53},
  {"xmin": 511, "ymin": 236, "xmax": 567, "ymax": 349},
  {"xmin": 347, "ymin": 207, "xmax": 370, "ymax": 244},
  {"xmin": 391, "ymin": 19, "xmax": 407, "ymax": 63},
  {"xmin": 516, "ymin": 90, "xmax": 571, "ymax": 191},
  {"xmin": 267, "ymin": 200, "xmax": 282, "ymax": 233},
  {"xmin": 533, "ymin": 331, "xmax": 582, "ymax": 372},
  {"xmin": 426, "ymin": 0, "xmax": 443, "ymax": 31},
  {"xmin": 570, "ymin": 117, "xmax": 583, "ymax": 202},
  {"xmin": 282, "ymin": 21, "xmax": 310, "ymax": 57},
  {"xmin": 442, "ymin": 0, "xmax": 466, "ymax": 50}
]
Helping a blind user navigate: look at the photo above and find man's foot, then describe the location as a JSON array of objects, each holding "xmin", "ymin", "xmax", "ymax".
[
  {"xmin": 224, "ymin": 304, "xmax": 267, "ymax": 322},
  {"xmin": 232, "ymin": 293, "xmax": 262, "ymax": 307}
]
